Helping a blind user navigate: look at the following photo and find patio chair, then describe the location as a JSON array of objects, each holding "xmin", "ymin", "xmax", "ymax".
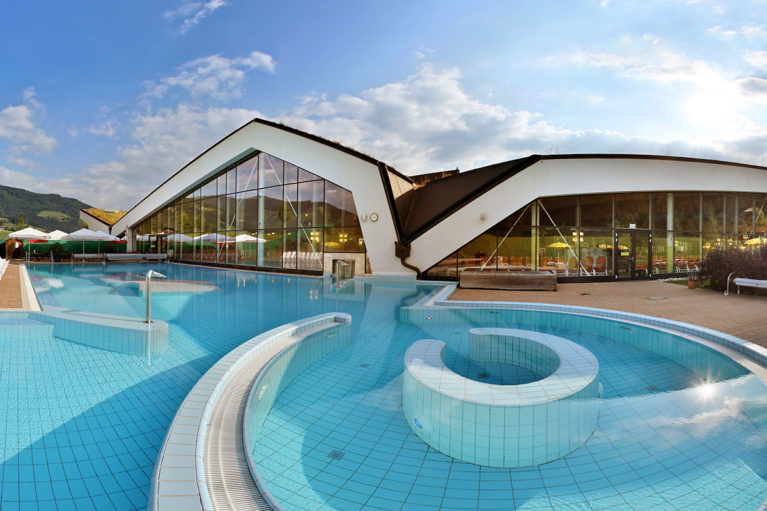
[{"xmin": 594, "ymin": 256, "xmax": 607, "ymax": 275}]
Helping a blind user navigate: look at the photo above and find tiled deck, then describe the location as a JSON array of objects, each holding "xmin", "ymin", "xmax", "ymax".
[
  {"xmin": 449, "ymin": 280, "xmax": 767, "ymax": 348},
  {"xmin": 0, "ymin": 261, "xmax": 22, "ymax": 309}
]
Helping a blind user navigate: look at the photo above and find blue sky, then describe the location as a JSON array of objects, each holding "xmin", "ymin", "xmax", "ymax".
[{"xmin": 1, "ymin": 0, "xmax": 767, "ymax": 209}]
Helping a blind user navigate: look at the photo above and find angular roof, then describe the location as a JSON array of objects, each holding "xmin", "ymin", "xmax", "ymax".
[
  {"xmin": 81, "ymin": 208, "xmax": 127, "ymax": 226},
  {"xmin": 393, "ymin": 155, "xmax": 541, "ymax": 242},
  {"xmin": 388, "ymin": 153, "xmax": 767, "ymax": 244}
]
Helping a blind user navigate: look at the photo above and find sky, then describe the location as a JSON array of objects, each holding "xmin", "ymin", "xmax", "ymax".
[{"xmin": 1, "ymin": 0, "xmax": 767, "ymax": 209}]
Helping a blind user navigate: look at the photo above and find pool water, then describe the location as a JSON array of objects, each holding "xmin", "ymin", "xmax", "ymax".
[
  {"xmin": 3, "ymin": 263, "xmax": 428, "ymax": 510},
  {"xmin": 254, "ymin": 311, "xmax": 767, "ymax": 511},
  {"xmin": 1, "ymin": 263, "xmax": 765, "ymax": 510}
]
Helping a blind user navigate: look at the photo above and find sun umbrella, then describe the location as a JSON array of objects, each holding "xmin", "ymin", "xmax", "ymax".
[
  {"xmin": 48, "ymin": 230, "xmax": 68, "ymax": 240},
  {"xmin": 63, "ymin": 228, "xmax": 110, "ymax": 241},
  {"xmin": 547, "ymin": 241, "xmax": 569, "ymax": 248},
  {"xmin": 63, "ymin": 228, "xmax": 111, "ymax": 254},
  {"xmin": 9, "ymin": 227, "xmax": 49, "ymax": 240},
  {"xmin": 195, "ymin": 233, "xmax": 235, "ymax": 243},
  {"xmin": 167, "ymin": 233, "xmax": 193, "ymax": 242},
  {"xmin": 745, "ymin": 237, "xmax": 763, "ymax": 246},
  {"xmin": 234, "ymin": 233, "xmax": 266, "ymax": 243}
]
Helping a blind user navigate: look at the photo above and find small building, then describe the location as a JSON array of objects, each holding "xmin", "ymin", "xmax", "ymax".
[{"xmin": 79, "ymin": 208, "xmax": 126, "ymax": 235}]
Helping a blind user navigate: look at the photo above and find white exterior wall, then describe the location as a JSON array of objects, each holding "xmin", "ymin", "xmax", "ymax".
[
  {"xmin": 79, "ymin": 211, "xmax": 111, "ymax": 233},
  {"xmin": 409, "ymin": 158, "xmax": 767, "ymax": 271},
  {"xmin": 113, "ymin": 121, "xmax": 405, "ymax": 274}
]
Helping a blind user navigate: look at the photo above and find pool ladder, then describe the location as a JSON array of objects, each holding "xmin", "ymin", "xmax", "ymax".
[{"xmin": 145, "ymin": 270, "xmax": 167, "ymax": 323}]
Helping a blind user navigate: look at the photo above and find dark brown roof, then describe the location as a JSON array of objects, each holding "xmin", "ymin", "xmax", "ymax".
[{"xmin": 395, "ymin": 155, "xmax": 541, "ymax": 242}]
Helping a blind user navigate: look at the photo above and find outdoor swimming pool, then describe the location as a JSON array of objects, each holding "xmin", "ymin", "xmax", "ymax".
[{"xmin": 2, "ymin": 262, "xmax": 766, "ymax": 510}]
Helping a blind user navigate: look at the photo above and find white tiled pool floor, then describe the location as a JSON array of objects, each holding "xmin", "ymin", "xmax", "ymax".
[{"xmin": 255, "ymin": 318, "xmax": 767, "ymax": 510}]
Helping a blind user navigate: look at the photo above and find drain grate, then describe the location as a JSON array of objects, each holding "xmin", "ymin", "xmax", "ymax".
[
  {"xmin": 328, "ymin": 450, "xmax": 345, "ymax": 460},
  {"xmin": 359, "ymin": 363, "xmax": 370, "ymax": 368},
  {"xmin": 646, "ymin": 296, "xmax": 667, "ymax": 300},
  {"xmin": 647, "ymin": 385, "xmax": 660, "ymax": 392},
  {"xmin": 477, "ymin": 372, "xmax": 490, "ymax": 380}
]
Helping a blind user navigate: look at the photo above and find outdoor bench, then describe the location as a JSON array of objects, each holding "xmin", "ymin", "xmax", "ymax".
[
  {"xmin": 459, "ymin": 270, "xmax": 557, "ymax": 291},
  {"xmin": 724, "ymin": 273, "xmax": 767, "ymax": 296}
]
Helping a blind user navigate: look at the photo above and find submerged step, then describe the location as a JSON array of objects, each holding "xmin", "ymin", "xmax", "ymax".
[{"xmin": 0, "ymin": 315, "xmax": 55, "ymax": 341}]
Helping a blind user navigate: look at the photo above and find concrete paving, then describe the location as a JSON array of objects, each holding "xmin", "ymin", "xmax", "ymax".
[{"xmin": 449, "ymin": 279, "xmax": 767, "ymax": 348}]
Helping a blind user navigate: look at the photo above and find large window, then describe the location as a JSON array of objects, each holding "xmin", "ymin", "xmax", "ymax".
[
  {"xmin": 424, "ymin": 190, "xmax": 755, "ymax": 280},
  {"xmin": 134, "ymin": 151, "xmax": 364, "ymax": 273}
]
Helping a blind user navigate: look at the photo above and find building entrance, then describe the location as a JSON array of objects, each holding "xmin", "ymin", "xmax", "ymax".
[{"xmin": 615, "ymin": 229, "xmax": 651, "ymax": 279}]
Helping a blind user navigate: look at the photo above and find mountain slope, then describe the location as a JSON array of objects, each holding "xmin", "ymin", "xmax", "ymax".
[{"xmin": 0, "ymin": 184, "xmax": 91, "ymax": 232}]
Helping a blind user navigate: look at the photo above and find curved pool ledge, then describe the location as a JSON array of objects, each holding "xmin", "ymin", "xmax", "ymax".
[
  {"xmin": 403, "ymin": 329, "xmax": 600, "ymax": 467},
  {"xmin": 148, "ymin": 312, "xmax": 351, "ymax": 511},
  {"xmin": 401, "ymin": 283, "xmax": 767, "ymax": 381}
]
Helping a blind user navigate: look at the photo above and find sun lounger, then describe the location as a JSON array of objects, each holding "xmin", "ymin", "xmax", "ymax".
[
  {"xmin": 105, "ymin": 253, "xmax": 169, "ymax": 262},
  {"xmin": 73, "ymin": 254, "xmax": 105, "ymax": 261}
]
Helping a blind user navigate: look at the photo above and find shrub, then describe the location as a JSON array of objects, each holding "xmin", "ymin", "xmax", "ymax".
[
  {"xmin": 700, "ymin": 246, "xmax": 767, "ymax": 291},
  {"xmin": 49, "ymin": 242, "xmax": 70, "ymax": 262}
]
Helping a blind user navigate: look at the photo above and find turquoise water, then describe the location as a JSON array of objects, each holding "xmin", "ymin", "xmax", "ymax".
[
  {"xmin": 254, "ymin": 308, "xmax": 767, "ymax": 510},
  {"xmin": 2, "ymin": 263, "xmax": 767, "ymax": 510}
]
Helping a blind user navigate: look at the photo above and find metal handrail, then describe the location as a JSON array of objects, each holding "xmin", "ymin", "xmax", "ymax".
[
  {"xmin": 145, "ymin": 270, "xmax": 167, "ymax": 323},
  {"xmin": 724, "ymin": 272, "xmax": 736, "ymax": 296}
]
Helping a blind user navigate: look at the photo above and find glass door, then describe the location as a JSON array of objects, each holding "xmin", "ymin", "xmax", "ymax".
[{"xmin": 615, "ymin": 230, "xmax": 652, "ymax": 279}]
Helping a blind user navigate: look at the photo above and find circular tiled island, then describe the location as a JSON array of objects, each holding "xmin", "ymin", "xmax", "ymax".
[{"xmin": 402, "ymin": 328, "xmax": 601, "ymax": 467}]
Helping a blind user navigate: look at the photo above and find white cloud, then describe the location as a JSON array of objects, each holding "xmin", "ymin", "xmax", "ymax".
[
  {"xmin": 741, "ymin": 24, "xmax": 767, "ymax": 38},
  {"xmin": 707, "ymin": 25, "xmax": 737, "ymax": 39},
  {"xmin": 145, "ymin": 51, "xmax": 275, "ymax": 101},
  {"xmin": 567, "ymin": 37, "xmax": 720, "ymax": 84},
  {"xmin": 0, "ymin": 88, "xmax": 57, "ymax": 156},
  {"xmin": 47, "ymin": 60, "xmax": 767, "ymax": 209},
  {"xmin": 72, "ymin": 104, "xmax": 261, "ymax": 207},
  {"xmin": 0, "ymin": 165, "xmax": 44, "ymax": 190},
  {"xmin": 87, "ymin": 120, "xmax": 118, "ymax": 138},
  {"xmin": 745, "ymin": 50, "xmax": 767, "ymax": 69},
  {"xmin": 738, "ymin": 76, "xmax": 767, "ymax": 96},
  {"xmin": 276, "ymin": 63, "xmax": 767, "ymax": 174},
  {"xmin": 164, "ymin": 0, "xmax": 227, "ymax": 34}
]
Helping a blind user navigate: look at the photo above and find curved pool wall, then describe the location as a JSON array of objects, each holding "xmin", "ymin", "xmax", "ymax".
[
  {"xmin": 402, "ymin": 329, "xmax": 600, "ymax": 467},
  {"xmin": 241, "ymin": 314, "xmax": 352, "ymax": 509},
  {"xmin": 401, "ymin": 285, "xmax": 760, "ymax": 382},
  {"xmin": 148, "ymin": 312, "xmax": 350, "ymax": 511}
]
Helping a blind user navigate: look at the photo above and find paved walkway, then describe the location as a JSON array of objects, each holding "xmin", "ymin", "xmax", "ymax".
[
  {"xmin": 0, "ymin": 261, "xmax": 23, "ymax": 309},
  {"xmin": 449, "ymin": 280, "xmax": 767, "ymax": 348}
]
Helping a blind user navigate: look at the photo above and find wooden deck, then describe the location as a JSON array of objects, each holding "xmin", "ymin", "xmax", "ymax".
[{"xmin": 0, "ymin": 261, "xmax": 23, "ymax": 309}]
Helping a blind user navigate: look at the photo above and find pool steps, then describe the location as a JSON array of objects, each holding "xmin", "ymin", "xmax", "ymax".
[{"xmin": 0, "ymin": 307, "xmax": 169, "ymax": 356}]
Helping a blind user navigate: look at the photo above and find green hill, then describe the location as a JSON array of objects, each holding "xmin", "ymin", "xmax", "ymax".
[{"xmin": 0, "ymin": 184, "xmax": 91, "ymax": 232}]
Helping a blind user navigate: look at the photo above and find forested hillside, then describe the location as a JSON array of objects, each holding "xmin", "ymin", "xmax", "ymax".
[{"xmin": 0, "ymin": 184, "xmax": 91, "ymax": 232}]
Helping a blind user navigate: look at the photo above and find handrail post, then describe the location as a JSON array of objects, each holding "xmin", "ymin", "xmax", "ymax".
[
  {"xmin": 145, "ymin": 269, "xmax": 167, "ymax": 323},
  {"xmin": 724, "ymin": 272, "xmax": 735, "ymax": 296}
]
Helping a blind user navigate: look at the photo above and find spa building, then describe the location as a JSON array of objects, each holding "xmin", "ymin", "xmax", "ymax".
[{"xmin": 112, "ymin": 118, "xmax": 767, "ymax": 281}]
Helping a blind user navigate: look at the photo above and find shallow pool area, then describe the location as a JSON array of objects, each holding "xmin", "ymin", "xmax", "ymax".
[{"xmin": 1, "ymin": 262, "xmax": 766, "ymax": 510}]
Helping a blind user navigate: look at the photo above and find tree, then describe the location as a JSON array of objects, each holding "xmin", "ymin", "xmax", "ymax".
[{"xmin": 17, "ymin": 212, "xmax": 26, "ymax": 229}]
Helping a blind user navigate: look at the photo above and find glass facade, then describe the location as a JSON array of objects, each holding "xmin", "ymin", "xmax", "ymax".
[
  {"xmin": 134, "ymin": 152, "xmax": 364, "ymax": 273},
  {"xmin": 425, "ymin": 191, "xmax": 767, "ymax": 279}
]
